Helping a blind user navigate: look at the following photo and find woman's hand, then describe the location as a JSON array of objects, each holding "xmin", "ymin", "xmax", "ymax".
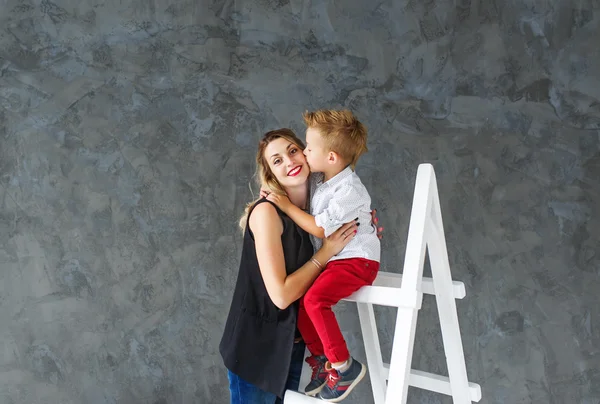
[
  {"xmin": 320, "ymin": 220, "xmax": 358, "ymax": 257},
  {"xmin": 371, "ymin": 209, "xmax": 384, "ymax": 239}
]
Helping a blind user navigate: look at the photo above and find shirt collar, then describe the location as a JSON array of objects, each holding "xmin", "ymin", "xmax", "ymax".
[{"xmin": 319, "ymin": 166, "xmax": 353, "ymax": 188}]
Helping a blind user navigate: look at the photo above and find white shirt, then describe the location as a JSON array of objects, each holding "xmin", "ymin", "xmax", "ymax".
[{"xmin": 309, "ymin": 167, "xmax": 380, "ymax": 263}]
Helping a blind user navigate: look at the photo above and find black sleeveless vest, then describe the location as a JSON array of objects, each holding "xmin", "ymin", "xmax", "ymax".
[{"xmin": 219, "ymin": 199, "xmax": 314, "ymax": 397}]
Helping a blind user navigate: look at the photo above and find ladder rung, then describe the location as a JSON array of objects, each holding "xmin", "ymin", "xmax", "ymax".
[
  {"xmin": 372, "ymin": 271, "xmax": 466, "ymax": 299},
  {"xmin": 343, "ymin": 286, "xmax": 422, "ymax": 308},
  {"xmin": 283, "ymin": 391, "xmax": 324, "ymax": 403},
  {"xmin": 382, "ymin": 364, "xmax": 482, "ymax": 402}
]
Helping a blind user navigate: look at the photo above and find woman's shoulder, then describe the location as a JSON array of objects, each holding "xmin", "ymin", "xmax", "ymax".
[
  {"xmin": 249, "ymin": 198, "xmax": 280, "ymax": 217},
  {"xmin": 248, "ymin": 198, "xmax": 285, "ymax": 234}
]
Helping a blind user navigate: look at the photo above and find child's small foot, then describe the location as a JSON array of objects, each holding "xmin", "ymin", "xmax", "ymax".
[
  {"xmin": 318, "ymin": 357, "xmax": 366, "ymax": 402},
  {"xmin": 304, "ymin": 355, "xmax": 328, "ymax": 396}
]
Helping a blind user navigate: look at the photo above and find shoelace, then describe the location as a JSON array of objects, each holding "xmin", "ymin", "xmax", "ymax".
[
  {"xmin": 305, "ymin": 356, "xmax": 322, "ymax": 380},
  {"xmin": 326, "ymin": 368, "xmax": 340, "ymax": 388}
]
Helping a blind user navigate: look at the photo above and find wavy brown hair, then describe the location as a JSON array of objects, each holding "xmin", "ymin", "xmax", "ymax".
[{"xmin": 238, "ymin": 128, "xmax": 306, "ymax": 230}]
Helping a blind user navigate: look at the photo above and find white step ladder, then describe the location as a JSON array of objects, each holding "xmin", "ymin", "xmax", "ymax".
[{"xmin": 284, "ymin": 163, "xmax": 482, "ymax": 404}]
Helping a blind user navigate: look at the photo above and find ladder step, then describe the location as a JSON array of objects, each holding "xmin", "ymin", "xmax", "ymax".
[
  {"xmin": 372, "ymin": 271, "xmax": 466, "ymax": 299},
  {"xmin": 382, "ymin": 364, "xmax": 482, "ymax": 402},
  {"xmin": 343, "ymin": 286, "xmax": 422, "ymax": 308},
  {"xmin": 339, "ymin": 271, "xmax": 466, "ymax": 308},
  {"xmin": 283, "ymin": 390, "xmax": 327, "ymax": 403}
]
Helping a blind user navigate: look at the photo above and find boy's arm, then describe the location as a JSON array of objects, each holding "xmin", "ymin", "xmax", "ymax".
[
  {"xmin": 266, "ymin": 193, "xmax": 325, "ymax": 238},
  {"xmin": 284, "ymin": 203, "xmax": 325, "ymax": 239}
]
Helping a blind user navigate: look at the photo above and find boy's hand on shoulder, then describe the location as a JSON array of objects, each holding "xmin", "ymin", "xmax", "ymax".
[
  {"xmin": 259, "ymin": 187, "xmax": 271, "ymax": 198},
  {"xmin": 267, "ymin": 193, "xmax": 292, "ymax": 212}
]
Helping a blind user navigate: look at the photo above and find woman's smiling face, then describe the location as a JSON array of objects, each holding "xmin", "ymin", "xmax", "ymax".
[{"xmin": 264, "ymin": 137, "xmax": 310, "ymax": 189}]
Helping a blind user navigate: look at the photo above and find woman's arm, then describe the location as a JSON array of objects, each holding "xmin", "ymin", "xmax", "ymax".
[{"xmin": 249, "ymin": 202, "xmax": 357, "ymax": 310}]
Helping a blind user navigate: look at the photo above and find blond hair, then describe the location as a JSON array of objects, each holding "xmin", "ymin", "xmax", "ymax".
[
  {"xmin": 302, "ymin": 109, "xmax": 368, "ymax": 169},
  {"xmin": 238, "ymin": 128, "xmax": 306, "ymax": 230}
]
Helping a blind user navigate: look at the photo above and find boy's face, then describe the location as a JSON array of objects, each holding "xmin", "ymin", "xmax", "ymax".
[{"xmin": 304, "ymin": 127, "xmax": 329, "ymax": 173}]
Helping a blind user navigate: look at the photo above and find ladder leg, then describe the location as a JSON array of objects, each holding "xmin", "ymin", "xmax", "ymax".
[
  {"xmin": 357, "ymin": 302, "xmax": 386, "ymax": 404},
  {"xmin": 428, "ymin": 222, "xmax": 473, "ymax": 403},
  {"xmin": 384, "ymin": 305, "xmax": 419, "ymax": 404}
]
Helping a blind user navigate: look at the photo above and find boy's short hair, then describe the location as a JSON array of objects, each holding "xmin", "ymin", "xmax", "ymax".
[{"xmin": 302, "ymin": 109, "xmax": 368, "ymax": 168}]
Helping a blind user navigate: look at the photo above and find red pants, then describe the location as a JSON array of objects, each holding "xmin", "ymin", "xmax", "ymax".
[{"xmin": 298, "ymin": 258, "xmax": 379, "ymax": 363}]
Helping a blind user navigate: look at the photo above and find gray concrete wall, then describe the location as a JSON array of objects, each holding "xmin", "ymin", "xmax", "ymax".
[{"xmin": 1, "ymin": 0, "xmax": 599, "ymax": 403}]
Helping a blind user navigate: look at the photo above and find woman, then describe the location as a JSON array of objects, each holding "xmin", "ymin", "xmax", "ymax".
[{"xmin": 220, "ymin": 128, "xmax": 378, "ymax": 403}]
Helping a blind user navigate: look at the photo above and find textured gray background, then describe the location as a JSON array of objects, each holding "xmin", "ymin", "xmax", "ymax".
[{"xmin": 1, "ymin": 0, "xmax": 599, "ymax": 403}]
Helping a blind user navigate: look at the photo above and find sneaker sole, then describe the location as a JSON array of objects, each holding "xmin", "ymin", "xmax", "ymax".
[
  {"xmin": 304, "ymin": 381, "xmax": 326, "ymax": 397},
  {"xmin": 320, "ymin": 362, "xmax": 367, "ymax": 403}
]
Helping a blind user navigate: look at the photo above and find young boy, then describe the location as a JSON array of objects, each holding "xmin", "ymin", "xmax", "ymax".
[{"xmin": 266, "ymin": 109, "xmax": 380, "ymax": 402}]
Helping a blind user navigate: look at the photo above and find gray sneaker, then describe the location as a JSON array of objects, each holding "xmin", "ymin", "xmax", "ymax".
[
  {"xmin": 304, "ymin": 355, "xmax": 328, "ymax": 396},
  {"xmin": 318, "ymin": 357, "xmax": 367, "ymax": 402}
]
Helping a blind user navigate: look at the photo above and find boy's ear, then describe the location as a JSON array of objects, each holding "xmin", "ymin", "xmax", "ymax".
[{"xmin": 327, "ymin": 151, "xmax": 339, "ymax": 165}]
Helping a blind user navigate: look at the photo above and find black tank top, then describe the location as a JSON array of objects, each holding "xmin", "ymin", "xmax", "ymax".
[{"xmin": 219, "ymin": 199, "xmax": 314, "ymax": 397}]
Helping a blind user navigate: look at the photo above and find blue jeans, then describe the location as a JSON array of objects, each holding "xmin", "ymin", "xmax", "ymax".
[{"xmin": 228, "ymin": 341, "xmax": 305, "ymax": 404}]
